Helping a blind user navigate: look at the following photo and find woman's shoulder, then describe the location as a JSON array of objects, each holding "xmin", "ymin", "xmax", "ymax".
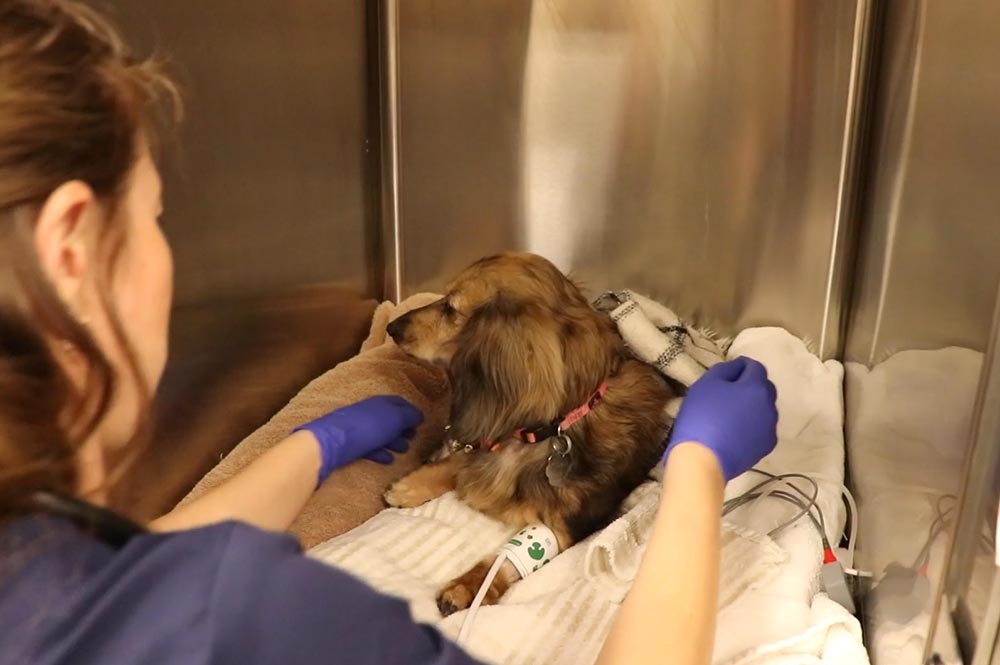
[
  {"xmin": 0, "ymin": 516, "xmax": 483, "ymax": 665},
  {"xmin": 0, "ymin": 516, "xmax": 305, "ymax": 665}
]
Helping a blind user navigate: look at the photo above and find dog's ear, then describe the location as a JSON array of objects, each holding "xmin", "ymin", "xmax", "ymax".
[
  {"xmin": 448, "ymin": 296, "xmax": 565, "ymax": 443},
  {"xmin": 556, "ymin": 299, "xmax": 623, "ymax": 400}
]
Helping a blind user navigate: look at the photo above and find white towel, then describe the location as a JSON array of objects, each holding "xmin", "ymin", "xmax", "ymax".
[
  {"xmin": 711, "ymin": 328, "xmax": 862, "ymax": 664},
  {"xmin": 725, "ymin": 595, "xmax": 869, "ymax": 665},
  {"xmin": 846, "ymin": 348, "xmax": 983, "ymax": 665},
  {"xmin": 309, "ymin": 483, "xmax": 786, "ymax": 665}
]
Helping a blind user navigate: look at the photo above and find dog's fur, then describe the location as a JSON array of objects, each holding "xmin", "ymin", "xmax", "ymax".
[{"xmin": 385, "ymin": 253, "xmax": 673, "ymax": 615}]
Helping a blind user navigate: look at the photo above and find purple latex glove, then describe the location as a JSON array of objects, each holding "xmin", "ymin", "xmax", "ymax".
[
  {"xmin": 295, "ymin": 395, "xmax": 424, "ymax": 485},
  {"xmin": 663, "ymin": 357, "xmax": 778, "ymax": 481}
]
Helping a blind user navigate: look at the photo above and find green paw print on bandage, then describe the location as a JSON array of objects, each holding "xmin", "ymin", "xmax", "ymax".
[{"xmin": 528, "ymin": 542, "xmax": 546, "ymax": 560}]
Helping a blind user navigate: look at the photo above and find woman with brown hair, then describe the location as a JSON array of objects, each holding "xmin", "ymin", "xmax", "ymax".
[{"xmin": 0, "ymin": 2, "xmax": 777, "ymax": 663}]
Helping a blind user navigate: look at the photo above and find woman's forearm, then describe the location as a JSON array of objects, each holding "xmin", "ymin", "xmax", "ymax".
[
  {"xmin": 596, "ymin": 442, "xmax": 725, "ymax": 665},
  {"xmin": 150, "ymin": 431, "xmax": 321, "ymax": 533}
]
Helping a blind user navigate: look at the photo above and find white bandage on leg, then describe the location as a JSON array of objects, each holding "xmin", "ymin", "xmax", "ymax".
[
  {"xmin": 502, "ymin": 525, "xmax": 560, "ymax": 578},
  {"xmin": 457, "ymin": 525, "xmax": 562, "ymax": 646}
]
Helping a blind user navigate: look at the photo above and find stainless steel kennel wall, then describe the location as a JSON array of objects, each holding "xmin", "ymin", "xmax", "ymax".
[
  {"xmin": 844, "ymin": 1, "xmax": 1000, "ymax": 365},
  {"xmin": 841, "ymin": 2, "xmax": 1000, "ymax": 662},
  {"xmin": 88, "ymin": 0, "xmax": 382, "ymax": 517},
  {"xmin": 380, "ymin": 0, "xmax": 876, "ymax": 358},
  {"xmin": 107, "ymin": 0, "xmax": 379, "ymax": 304}
]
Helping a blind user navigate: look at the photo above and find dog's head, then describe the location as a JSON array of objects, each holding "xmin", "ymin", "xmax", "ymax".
[{"xmin": 387, "ymin": 253, "xmax": 621, "ymax": 443}]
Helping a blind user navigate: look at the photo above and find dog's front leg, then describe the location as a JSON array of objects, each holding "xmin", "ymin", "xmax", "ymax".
[
  {"xmin": 436, "ymin": 524, "xmax": 574, "ymax": 617},
  {"xmin": 384, "ymin": 454, "xmax": 460, "ymax": 508},
  {"xmin": 437, "ymin": 556, "xmax": 521, "ymax": 617}
]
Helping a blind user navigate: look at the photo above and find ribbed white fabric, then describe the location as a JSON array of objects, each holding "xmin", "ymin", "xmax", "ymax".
[{"xmin": 309, "ymin": 481, "xmax": 784, "ymax": 665}]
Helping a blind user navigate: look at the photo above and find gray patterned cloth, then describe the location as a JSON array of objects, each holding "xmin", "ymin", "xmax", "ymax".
[{"xmin": 593, "ymin": 289, "xmax": 726, "ymax": 390}]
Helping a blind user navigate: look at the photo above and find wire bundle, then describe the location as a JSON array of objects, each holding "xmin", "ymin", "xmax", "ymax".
[
  {"xmin": 724, "ymin": 470, "xmax": 826, "ymax": 539},
  {"xmin": 725, "ymin": 469, "xmax": 869, "ymax": 578}
]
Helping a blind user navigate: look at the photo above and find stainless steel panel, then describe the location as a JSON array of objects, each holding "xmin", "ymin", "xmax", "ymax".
[
  {"xmin": 101, "ymin": 0, "xmax": 378, "ymax": 304},
  {"xmin": 845, "ymin": 0, "xmax": 1000, "ymax": 365},
  {"xmin": 379, "ymin": 0, "xmax": 404, "ymax": 301},
  {"xmin": 391, "ymin": 0, "xmax": 869, "ymax": 356},
  {"xmin": 86, "ymin": 1, "xmax": 381, "ymax": 514},
  {"xmin": 944, "ymin": 284, "xmax": 1000, "ymax": 665},
  {"xmin": 841, "ymin": 1, "xmax": 1000, "ymax": 662}
]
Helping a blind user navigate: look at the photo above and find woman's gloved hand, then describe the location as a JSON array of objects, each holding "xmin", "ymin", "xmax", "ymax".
[
  {"xmin": 664, "ymin": 357, "xmax": 778, "ymax": 481},
  {"xmin": 295, "ymin": 395, "xmax": 424, "ymax": 485}
]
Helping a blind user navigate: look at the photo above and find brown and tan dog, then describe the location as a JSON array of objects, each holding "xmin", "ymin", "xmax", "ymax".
[{"xmin": 384, "ymin": 253, "xmax": 673, "ymax": 615}]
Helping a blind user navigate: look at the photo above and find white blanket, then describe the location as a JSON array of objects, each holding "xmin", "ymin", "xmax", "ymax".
[
  {"xmin": 846, "ymin": 348, "xmax": 985, "ymax": 665},
  {"xmin": 714, "ymin": 329, "xmax": 865, "ymax": 664},
  {"xmin": 309, "ymin": 327, "xmax": 868, "ymax": 664}
]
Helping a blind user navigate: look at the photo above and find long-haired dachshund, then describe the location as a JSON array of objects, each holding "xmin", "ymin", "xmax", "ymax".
[{"xmin": 385, "ymin": 253, "xmax": 673, "ymax": 615}]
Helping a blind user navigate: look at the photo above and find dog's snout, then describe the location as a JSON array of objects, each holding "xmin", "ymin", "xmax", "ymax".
[{"xmin": 387, "ymin": 316, "xmax": 406, "ymax": 341}]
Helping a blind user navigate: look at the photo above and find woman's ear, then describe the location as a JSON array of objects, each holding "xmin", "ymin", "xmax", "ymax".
[
  {"xmin": 448, "ymin": 298, "xmax": 565, "ymax": 443},
  {"xmin": 33, "ymin": 181, "xmax": 99, "ymax": 319}
]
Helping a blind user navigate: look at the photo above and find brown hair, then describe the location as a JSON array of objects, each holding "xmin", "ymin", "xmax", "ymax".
[{"xmin": 0, "ymin": 0, "xmax": 178, "ymax": 522}]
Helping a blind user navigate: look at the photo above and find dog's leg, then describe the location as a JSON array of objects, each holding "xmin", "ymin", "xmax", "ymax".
[
  {"xmin": 436, "ymin": 524, "xmax": 574, "ymax": 617},
  {"xmin": 384, "ymin": 455, "xmax": 460, "ymax": 508},
  {"xmin": 437, "ymin": 557, "xmax": 521, "ymax": 617}
]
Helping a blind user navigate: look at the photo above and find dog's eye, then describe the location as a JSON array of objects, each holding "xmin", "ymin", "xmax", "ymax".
[{"xmin": 442, "ymin": 301, "xmax": 456, "ymax": 316}]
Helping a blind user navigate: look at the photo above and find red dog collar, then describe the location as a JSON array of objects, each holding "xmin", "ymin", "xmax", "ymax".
[
  {"xmin": 446, "ymin": 381, "xmax": 609, "ymax": 454},
  {"xmin": 509, "ymin": 380, "xmax": 609, "ymax": 446}
]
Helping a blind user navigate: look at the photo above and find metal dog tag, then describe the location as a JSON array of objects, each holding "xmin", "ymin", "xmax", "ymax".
[{"xmin": 545, "ymin": 435, "xmax": 573, "ymax": 488}]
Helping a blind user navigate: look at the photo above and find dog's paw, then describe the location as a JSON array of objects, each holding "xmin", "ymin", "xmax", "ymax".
[
  {"xmin": 383, "ymin": 478, "xmax": 428, "ymax": 508},
  {"xmin": 436, "ymin": 581, "xmax": 475, "ymax": 617},
  {"xmin": 436, "ymin": 562, "xmax": 506, "ymax": 617}
]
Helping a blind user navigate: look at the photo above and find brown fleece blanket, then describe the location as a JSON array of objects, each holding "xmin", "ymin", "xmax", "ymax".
[{"xmin": 179, "ymin": 294, "xmax": 449, "ymax": 548}]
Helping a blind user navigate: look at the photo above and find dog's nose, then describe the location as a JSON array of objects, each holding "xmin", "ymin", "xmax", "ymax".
[{"xmin": 387, "ymin": 317, "xmax": 406, "ymax": 341}]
